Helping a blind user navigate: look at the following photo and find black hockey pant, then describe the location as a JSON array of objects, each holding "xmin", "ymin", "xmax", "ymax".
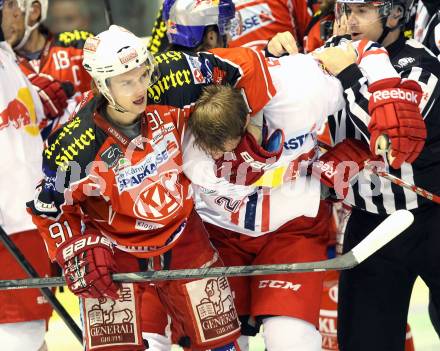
[{"xmin": 337, "ymin": 204, "xmax": 440, "ymax": 351}]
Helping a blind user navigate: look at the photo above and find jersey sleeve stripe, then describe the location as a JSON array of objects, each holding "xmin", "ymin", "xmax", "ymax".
[
  {"xmin": 252, "ymin": 48, "xmax": 275, "ymax": 100},
  {"xmin": 244, "ymin": 191, "xmax": 259, "ymax": 231},
  {"xmin": 231, "ymin": 207, "xmax": 240, "ymax": 226},
  {"xmin": 261, "ymin": 188, "xmax": 270, "ymax": 232}
]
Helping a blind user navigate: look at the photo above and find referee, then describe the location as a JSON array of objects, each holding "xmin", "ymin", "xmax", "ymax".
[{"xmin": 323, "ymin": 0, "xmax": 440, "ymax": 350}]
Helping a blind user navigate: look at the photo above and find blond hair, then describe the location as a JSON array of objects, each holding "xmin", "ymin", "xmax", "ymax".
[{"xmin": 188, "ymin": 85, "xmax": 249, "ymax": 152}]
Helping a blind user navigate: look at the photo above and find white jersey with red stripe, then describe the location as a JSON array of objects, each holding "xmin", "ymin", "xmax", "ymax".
[
  {"xmin": 0, "ymin": 43, "xmax": 45, "ymax": 235},
  {"xmin": 183, "ymin": 54, "xmax": 345, "ymax": 236}
]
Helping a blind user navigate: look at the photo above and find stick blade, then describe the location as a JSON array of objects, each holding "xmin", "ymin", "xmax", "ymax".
[{"xmin": 351, "ymin": 209, "xmax": 414, "ymax": 264}]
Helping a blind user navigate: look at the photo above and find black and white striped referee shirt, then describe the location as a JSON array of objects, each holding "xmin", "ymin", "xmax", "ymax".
[{"xmin": 328, "ymin": 35, "xmax": 440, "ymax": 214}]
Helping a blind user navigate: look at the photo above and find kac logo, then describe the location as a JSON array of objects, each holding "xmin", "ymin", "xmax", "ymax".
[{"xmin": 133, "ymin": 170, "xmax": 183, "ymax": 221}]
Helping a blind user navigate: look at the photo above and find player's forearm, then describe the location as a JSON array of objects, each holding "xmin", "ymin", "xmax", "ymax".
[
  {"xmin": 26, "ymin": 175, "xmax": 87, "ymax": 260},
  {"xmin": 28, "ymin": 211, "xmax": 84, "ymax": 262}
]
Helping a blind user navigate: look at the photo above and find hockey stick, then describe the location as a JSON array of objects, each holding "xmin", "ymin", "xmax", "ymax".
[
  {"xmin": 103, "ymin": 0, "xmax": 114, "ymax": 27},
  {"xmin": 370, "ymin": 135, "xmax": 440, "ymax": 204},
  {"xmin": 317, "ymin": 140, "xmax": 440, "ymax": 205},
  {"xmin": 0, "ymin": 210, "xmax": 413, "ymax": 290},
  {"xmin": 364, "ymin": 164, "xmax": 440, "ymax": 205},
  {"xmin": 0, "ymin": 226, "xmax": 83, "ymax": 343}
]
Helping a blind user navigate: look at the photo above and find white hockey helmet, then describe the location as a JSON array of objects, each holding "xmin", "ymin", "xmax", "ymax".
[
  {"xmin": 10, "ymin": 0, "xmax": 48, "ymax": 50},
  {"xmin": 82, "ymin": 25, "xmax": 159, "ymax": 108}
]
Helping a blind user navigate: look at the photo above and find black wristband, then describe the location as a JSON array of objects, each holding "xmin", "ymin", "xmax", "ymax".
[{"xmin": 336, "ymin": 63, "xmax": 364, "ymax": 90}]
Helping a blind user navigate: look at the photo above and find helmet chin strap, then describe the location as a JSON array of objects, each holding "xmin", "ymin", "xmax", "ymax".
[
  {"xmin": 109, "ymin": 102, "xmax": 130, "ymax": 114},
  {"xmin": 377, "ymin": 3, "xmax": 405, "ymax": 46},
  {"xmin": 377, "ymin": 25, "xmax": 391, "ymax": 44},
  {"xmin": 376, "ymin": 23, "xmax": 401, "ymax": 45},
  {"xmin": 221, "ymin": 34, "xmax": 228, "ymax": 48},
  {"xmin": 103, "ymin": 90, "xmax": 131, "ymax": 114},
  {"xmin": 107, "ymin": 97, "xmax": 130, "ymax": 114}
]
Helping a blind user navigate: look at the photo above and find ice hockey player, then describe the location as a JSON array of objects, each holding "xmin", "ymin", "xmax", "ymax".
[
  {"xmin": 149, "ymin": 0, "xmax": 311, "ymax": 53},
  {"xmin": 182, "ymin": 34, "xmax": 427, "ymax": 349},
  {"xmin": 26, "ymin": 24, "xmax": 280, "ymax": 351},
  {"xmin": 309, "ymin": 0, "xmax": 440, "ymax": 349},
  {"xmin": 0, "ymin": 2, "xmax": 53, "ymax": 349},
  {"xmin": 1, "ymin": 0, "xmax": 92, "ymax": 138}
]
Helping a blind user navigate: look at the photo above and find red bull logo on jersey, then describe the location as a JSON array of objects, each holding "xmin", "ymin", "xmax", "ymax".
[
  {"xmin": 0, "ymin": 99, "xmax": 31, "ymax": 130},
  {"xmin": 234, "ymin": 3, "xmax": 275, "ymax": 38},
  {"xmin": 0, "ymin": 87, "xmax": 39, "ymax": 136}
]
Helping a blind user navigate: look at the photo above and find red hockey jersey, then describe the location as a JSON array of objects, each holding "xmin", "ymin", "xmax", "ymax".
[
  {"xmin": 27, "ymin": 47, "xmax": 275, "ymax": 261},
  {"xmin": 229, "ymin": 0, "xmax": 312, "ymax": 51},
  {"xmin": 17, "ymin": 30, "xmax": 93, "ymax": 93}
]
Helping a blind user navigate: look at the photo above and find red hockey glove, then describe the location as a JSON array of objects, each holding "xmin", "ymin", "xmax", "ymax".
[
  {"xmin": 28, "ymin": 73, "xmax": 74, "ymax": 119},
  {"xmin": 215, "ymin": 128, "xmax": 285, "ymax": 186},
  {"xmin": 368, "ymin": 77, "xmax": 426, "ymax": 169},
  {"xmin": 55, "ymin": 233, "xmax": 120, "ymax": 300},
  {"xmin": 312, "ymin": 139, "xmax": 380, "ymax": 199}
]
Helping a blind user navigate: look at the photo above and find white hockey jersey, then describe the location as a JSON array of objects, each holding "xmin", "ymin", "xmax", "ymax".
[
  {"xmin": 183, "ymin": 54, "xmax": 345, "ymax": 236},
  {"xmin": 0, "ymin": 42, "xmax": 45, "ymax": 235}
]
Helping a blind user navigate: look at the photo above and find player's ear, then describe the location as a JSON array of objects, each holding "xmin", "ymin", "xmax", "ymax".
[
  {"xmin": 386, "ymin": 4, "xmax": 404, "ymax": 28},
  {"xmin": 244, "ymin": 113, "xmax": 251, "ymax": 128},
  {"xmin": 28, "ymin": 1, "xmax": 42, "ymax": 26},
  {"xmin": 204, "ymin": 28, "xmax": 219, "ymax": 50}
]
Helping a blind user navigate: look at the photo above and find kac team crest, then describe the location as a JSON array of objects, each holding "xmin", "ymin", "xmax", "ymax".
[{"xmin": 133, "ymin": 169, "xmax": 183, "ymax": 221}]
